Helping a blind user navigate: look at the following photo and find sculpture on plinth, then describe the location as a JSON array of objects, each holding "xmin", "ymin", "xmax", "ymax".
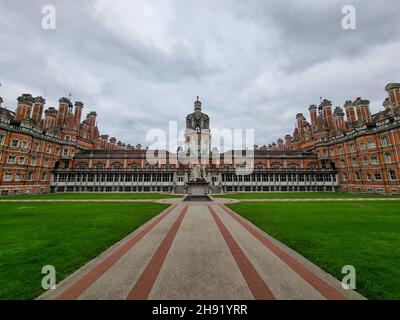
[{"xmin": 189, "ymin": 164, "xmax": 206, "ymax": 182}]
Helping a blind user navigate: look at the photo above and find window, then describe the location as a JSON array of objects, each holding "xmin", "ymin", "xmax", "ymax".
[
  {"xmin": 352, "ymin": 158, "xmax": 357, "ymax": 166},
  {"xmin": 322, "ymin": 149, "xmax": 327, "ymax": 157},
  {"xmin": 19, "ymin": 157, "xmax": 25, "ymax": 165},
  {"xmin": 22, "ymin": 140, "xmax": 28, "ymax": 149},
  {"xmin": 338, "ymin": 145, "xmax": 344, "ymax": 153},
  {"xmin": 355, "ymin": 172, "xmax": 361, "ymax": 181},
  {"xmin": 366, "ymin": 173, "xmax": 372, "ymax": 181},
  {"xmin": 368, "ymin": 140, "xmax": 376, "ymax": 149},
  {"xmin": 272, "ymin": 164, "xmax": 281, "ymax": 171},
  {"xmin": 359, "ymin": 143, "xmax": 366, "ymax": 150},
  {"xmin": 371, "ymin": 154, "xmax": 379, "ymax": 164},
  {"xmin": 28, "ymin": 172, "xmax": 34, "ymax": 181},
  {"xmin": 7, "ymin": 155, "xmax": 16, "ymax": 164},
  {"xmin": 381, "ymin": 136, "xmax": 388, "ymax": 147},
  {"xmin": 34, "ymin": 143, "xmax": 40, "ymax": 151},
  {"xmin": 31, "ymin": 157, "xmax": 37, "ymax": 165},
  {"xmin": 340, "ymin": 159, "xmax": 346, "ymax": 167},
  {"xmin": 46, "ymin": 145, "xmax": 51, "ymax": 153},
  {"xmin": 15, "ymin": 172, "xmax": 22, "ymax": 181},
  {"xmin": 63, "ymin": 149, "xmax": 69, "ymax": 157},
  {"xmin": 342, "ymin": 173, "xmax": 347, "ymax": 181},
  {"xmin": 11, "ymin": 139, "xmax": 18, "ymax": 148},
  {"xmin": 384, "ymin": 152, "xmax": 392, "ymax": 163},
  {"xmin": 131, "ymin": 164, "xmax": 139, "ymax": 171},
  {"xmin": 309, "ymin": 163, "xmax": 317, "ymax": 170},
  {"xmin": 349, "ymin": 144, "xmax": 355, "ymax": 152},
  {"xmin": 96, "ymin": 164, "xmax": 105, "ymax": 171},
  {"xmin": 4, "ymin": 172, "xmax": 12, "ymax": 181},
  {"xmin": 389, "ymin": 170, "xmax": 397, "ymax": 181},
  {"xmin": 0, "ymin": 134, "xmax": 5, "ymax": 145},
  {"xmin": 78, "ymin": 164, "xmax": 87, "ymax": 171},
  {"xmin": 363, "ymin": 157, "xmax": 369, "ymax": 165},
  {"xmin": 41, "ymin": 172, "xmax": 47, "ymax": 181},
  {"xmin": 375, "ymin": 172, "xmax": 382, "ymax": 181},
  {"xmin": 44, "ymin": 159, "xmax": 49, "ymax": 167}
]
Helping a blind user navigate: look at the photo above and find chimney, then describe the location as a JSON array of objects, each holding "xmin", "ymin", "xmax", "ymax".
[
  {"xmin": 57, "ymin": 97, "xmax": 70, "ymax": 128},
  {"xmin": 277, "ymin": 138, "xmax": 284, "ymax": 150},
  {"xmin": 109, "ymin": 137, "xmax": 117, "ymax": 150},
  {"xmin": 284, "ymin": 135, "xmax": 293, "ymax": 149},
  {"xmin": 296, "ymin": 113, "xmax": 306, "ymax": 140},
  {"xmin": 344, "ymin": 100, "xmax": 356, "ymax": 124},
  {"xmin": 383, "ymin": 98, "xmax": 392, "ymax": 114},
  {"xmin": 87, "ymin": 111, "xmax": 97, "ymax": 129},
  {"xmin": 43, "ymin": 107, "xmax": 58, "ymax": 131},
  {"xmin": 15, "ymin": 94, "xmax": 34, "ymax": 121},
  {"xmin": 354, "ymin": 98, "xmax": 372, "ymax": 123},
  {"xmin": 333, "ymin": 107, "xmax": 346, "ymax": 131},
  {"xmin": 74, "ymin": 101, "xmax": 84, "ymax": 129},
  {"xmin": 321, "ymin": 99, "xmax": 334, "ymax": 129},
  {"xmin": 385, "ymin": 83, "xmax": 400, "ymax": 114},
  {"xmin": 32, "ymin": 96, "xmax": 46, "ymax": 123},
  {"xmin": 309, "ymin": 105, "xmax": 318, "ymax": 130},
  {"xmin": 100, "ymin": 135, "xmax": 109, "ymax": 150}
]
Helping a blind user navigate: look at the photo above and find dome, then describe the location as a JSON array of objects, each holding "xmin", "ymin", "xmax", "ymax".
[{"xmin": 186, "ymin": 96, "xmax": 210, "ymax": 130}]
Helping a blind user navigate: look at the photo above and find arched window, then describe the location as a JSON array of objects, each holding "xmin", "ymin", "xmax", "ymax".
[
  {"xmin": 111, "ymin": 163, "xmax": 122, "ymax": 171},
  {"xmin": 255, "ymin": 164, "xmax": 265, "ymax": 171},
  {"xmin": 308, "ymin": 163, "xmax": 317, "ymax": 170},
  {"xmin": 272, "ymin": 163, "xmax": 281, "ymax": 171},
  {"xmin": 77, "ymin": 163, "xmax": 88, "ymax": 171}
]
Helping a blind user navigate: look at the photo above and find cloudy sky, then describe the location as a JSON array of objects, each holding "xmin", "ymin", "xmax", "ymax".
[{"xmin": 0, "ymin": 0, "xmax": 399, "ymax": 148}]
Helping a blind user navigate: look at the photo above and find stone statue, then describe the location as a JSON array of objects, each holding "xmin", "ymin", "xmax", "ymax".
[{"xmin": 189, "ymin": 164, "xmax": 206, "ymax": 182}]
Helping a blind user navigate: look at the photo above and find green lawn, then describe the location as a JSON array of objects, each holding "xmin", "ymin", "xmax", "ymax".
[
  {"xmin": 0, "ymin": 202, "xmax": 169, "ymax": 300},
  {"xmin": 214, "ymin": 192, "xmax": 399, "ymax": 199},
  {"xmin": 227, "ymin": 201, "xmax": 400, "ymax": 299},
  {"xmin": 1, "ymin": 193, "xmax": 183, "ymax": 200}
]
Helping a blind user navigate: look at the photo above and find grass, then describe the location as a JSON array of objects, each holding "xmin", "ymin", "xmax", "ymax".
[
  {"xmin": 213, "ymin": 192, "xmax": 400, "ymax": 199},
  {"xmin": 0, "ymin": 202, "xmax": 170, "ymax": 300},
  {"xmin": 227, "ymin": 201, "xmax": 400, "ymax": 299},
  {"xmin": 1, "ymin": 193, "xmax": 183, "ymax": 200}
]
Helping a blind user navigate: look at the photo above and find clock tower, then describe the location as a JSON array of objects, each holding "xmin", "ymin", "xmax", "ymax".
[{"xmin": 184, "ymin": 96, "xmax": 211, "ymax": 162}]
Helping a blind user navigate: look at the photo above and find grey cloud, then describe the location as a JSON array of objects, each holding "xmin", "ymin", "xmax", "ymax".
[{"xmin": 0, "ymin": 0, "xmax": 399, "ymax": 147}]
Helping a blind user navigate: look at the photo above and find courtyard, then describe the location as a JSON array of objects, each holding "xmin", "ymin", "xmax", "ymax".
[{"xmin": 0, "ymin": 193, "xmax": 399, "ymax": 300}]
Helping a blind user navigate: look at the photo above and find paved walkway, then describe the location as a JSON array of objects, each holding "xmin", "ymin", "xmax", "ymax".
[
  {"xmin": 39, "ymin": 203, "xmax": 364, "ymax": 300},
  {"xmin": 1, "ymin": 197, "xmax": 399, "ymax": 203}
]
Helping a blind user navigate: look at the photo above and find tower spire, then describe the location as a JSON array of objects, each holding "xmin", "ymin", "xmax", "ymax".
[{"xmin": 194, "ymin": 95, "xmax": 202, "ymax": 112}]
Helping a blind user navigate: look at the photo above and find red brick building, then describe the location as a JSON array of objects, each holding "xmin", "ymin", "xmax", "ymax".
[
  {"xmin": 1, "ymin": 83, "xmax": 399, "ymax": 195},
  {"xmin": 0, "ymin": 94, "xmax": 124, "ymax": 194},
  {"xmin": 281, "ymin": 83, "xmax": 400, "ymax": 194}
]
